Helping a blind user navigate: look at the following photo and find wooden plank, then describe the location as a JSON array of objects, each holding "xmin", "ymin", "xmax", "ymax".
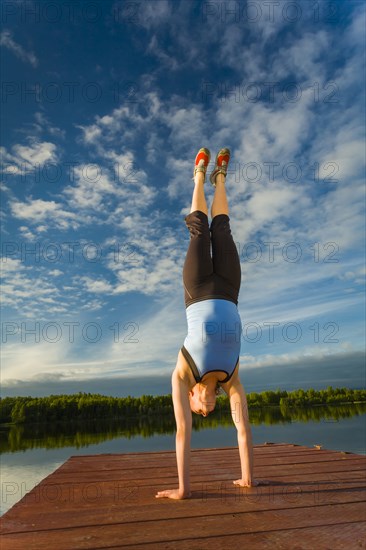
[
  {"xmin": 37, "ymin": 458, "xmax": 366, "ymax": 487},
  {"xmin": 51, "ymin": 447, "xmax": 365, "ymax": 473},
  {"xmin": 1, "ymin": 503, "xmax": 365, "ymax": 549},
  {"xmin": 123, "ymin": 523, "xmax": 366, "ymax": 550},
  {"xmin": 54, "ymin": 451, "xmax": 360, "ymax": 480},
  {"xmin": 1, "ymin": 482, "xmax": 365, "ymax": 534}
]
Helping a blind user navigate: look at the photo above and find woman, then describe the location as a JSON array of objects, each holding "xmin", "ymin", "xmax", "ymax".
[{"xmin": 156, "ymin": 148, "xmax": 263, "ymax": 500}]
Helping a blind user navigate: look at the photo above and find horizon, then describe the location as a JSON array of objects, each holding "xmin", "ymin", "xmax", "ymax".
[{"xmin": 2, "ymin": 350, "xmax": 364, "ymax": 398}]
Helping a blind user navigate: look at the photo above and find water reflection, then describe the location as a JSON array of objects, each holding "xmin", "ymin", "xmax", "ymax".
[{"xmin": 1, "ymin": 403, "xmax": 365, "ymax": 454}]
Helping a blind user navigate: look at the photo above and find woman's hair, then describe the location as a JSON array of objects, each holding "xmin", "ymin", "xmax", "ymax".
[
  {"xmin": 194, "ymin": 381, "xmax": 224, "ymax": 397},
  {"xmin": 215, "ymin": 382, "xmax": 224, "ymax": 396}
]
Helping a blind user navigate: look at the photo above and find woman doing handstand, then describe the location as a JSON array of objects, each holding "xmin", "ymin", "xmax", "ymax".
[{"xmin": 156, "ymin": 148, "xmax": 263, "ymax": 500}]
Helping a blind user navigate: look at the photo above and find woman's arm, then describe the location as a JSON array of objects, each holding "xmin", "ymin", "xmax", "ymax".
[
  {"xmin": 173, "ymin": 369, "xmax": 192, "ymax": 495},
  {"xmin": 226, "ymin": 378, "xmax": 269, "ymax": 487},
  {"xmin": 155, "ymin": 367, "xmax": 192, "ymax": 499},
  {"xmin": 228, "ymin": 378, "xmax": 256, "ymax": 485}
]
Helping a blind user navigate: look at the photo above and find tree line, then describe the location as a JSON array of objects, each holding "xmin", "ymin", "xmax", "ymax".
[
  {"xmin": 2, "ymin": 402, "xmax": 365, "ymax": 454},
  {"xmin": 1, "ymin": 386, "xmax": 365, "ymax": 425}
]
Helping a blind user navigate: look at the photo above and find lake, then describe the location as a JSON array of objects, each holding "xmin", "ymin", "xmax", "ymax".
[{"xmin": 1, "ymin": 404, "xmax": 365, "ymax": 516}]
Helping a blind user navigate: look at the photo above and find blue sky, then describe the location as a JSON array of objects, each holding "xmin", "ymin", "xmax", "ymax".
[{"xmin": 1, "ymin": 0, "xmax": 365, "ymax": 397}]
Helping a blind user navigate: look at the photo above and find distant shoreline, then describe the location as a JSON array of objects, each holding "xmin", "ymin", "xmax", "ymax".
[{"xmin": 1, "ymin": 386, "xmax": 365, "ymax": 425}]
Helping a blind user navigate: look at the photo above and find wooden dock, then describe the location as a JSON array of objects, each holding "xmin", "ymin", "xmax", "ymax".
[{"xmin": 1, "ymin": 443, "xmax": 365, "ymax": 549}]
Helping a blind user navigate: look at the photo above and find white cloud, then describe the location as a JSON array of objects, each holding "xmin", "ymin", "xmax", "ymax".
[
  {"xmin": 1, "ymin": 139, "xmax": 58, "ymax": 175},
  {"xmin": 343, "ymin": 3, "xmax": 366, "ymax": 49},
  {"xmin": 10, "ymin": 198, "xmax": 79, "ymax": 230},
  {"xmin": 63, "ymin": 164, "xmax": 116, "ymax": 210},
  {"xmin": 140, "ymin": 0, "xmax": 172, "ymax": 28},
  {"xmin": 0, "ymin": 29, "xmax": 38, "ymax": 67},
  {"xmin": 80, "ymin": 299, "xmax": 104, "ymax": 311},
  {"xmin": 49, "ymin": 269, "xmax": 63, "ymax": 277},
  {"xmin": 62, "ymin": 158, "xmax": 155, "ymax": 219},
  {"xmin": 13, "ymin": 141, "xmax": 57, "ymax": 168},
  {"xmin": 146, "ymin": 130, "xmax": 165, "ymax": 164},
  {"xmin": 76, "ymin": 122, "xmax": 102, "ymax": 145},
  {"xmin": 1, "ymin": 341, "xmax": 67, "ymax": 383},
  {"xmin": 18, "ymin": 225, "xmax": 36, "ymax": 241},
  {"xmin": 78, "ymin": 276, "xmax": 114, "ymax": 294},
  {"xmin": 36, "ymin": 225, "xmax": 48, "ymax": 233},
  {"xmin": 146, "ymin": 35, "xmax": 179, "ymax": 70},
  {"xmin": 25, "ymin": 111, "xmax": 66, "ymax": 139},
  {"xmin": 163, "ymin": 104, "xmax": 207, "ymax": 146},
  {"xmin": 0, "ymin": 257, "xmax": 24, "ymax": 274},
  {"xmin": 243, "ymin": 184, "xmax": 305, "ymax": 229},
  {"xmin": 272, "ymin": 30, "xmax": 330, "ymax": 82},
  {"xmin": 0, "ymin": 258, "xmax": 64, "ymax": 317},
  {"xmin": 71, "ymin": 107, "xmax": 158, "ymax": 219},
  {"xmin": 75, "ymin": 105, "xmax": 144, "ymax": 151},
  {"xmin": 103, "ymin": 210, "xmax": 185, "ymax": 297}
]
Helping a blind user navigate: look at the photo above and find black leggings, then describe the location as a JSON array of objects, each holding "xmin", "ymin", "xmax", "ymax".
[{"xmin": 182, "ymin": 210, "xmax": 241, "ymax": 308}]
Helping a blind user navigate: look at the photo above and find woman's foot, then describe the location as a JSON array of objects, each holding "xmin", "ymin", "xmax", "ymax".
[
  {"xmin": 192, "ymin": 148, "xmax": 211, "ymax": 183},
  {"xmin": 210, "ymin": 148, "xmax": 230, "ymax": 187}
]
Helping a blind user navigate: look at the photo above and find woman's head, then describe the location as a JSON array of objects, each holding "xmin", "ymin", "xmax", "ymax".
[{"xmin": 189, "ymin": 381, "xmax": 221, "ymax": 416}]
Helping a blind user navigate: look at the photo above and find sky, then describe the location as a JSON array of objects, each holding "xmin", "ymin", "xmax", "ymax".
[{"xmin": 1, "ymin": 0, "xmax": 365, "ymax": 398}]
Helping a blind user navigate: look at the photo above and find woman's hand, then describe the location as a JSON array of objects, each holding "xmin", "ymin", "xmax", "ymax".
[
  {"xmin": 155, "ymin": 488, "xmax": 192, "ymax": 500},
  {"xmin": 233, "ymin": 479, "xmax": 270, "ymax": 487}
]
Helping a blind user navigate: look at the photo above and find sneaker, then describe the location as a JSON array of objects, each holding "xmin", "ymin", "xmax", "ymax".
[
  {"xmin": 192, "ymin": 148, "xmax": 211, "ymax": 182},
  {"xmin": 209, "ymin": 148, "xmax": 231, "ymax": 187}
]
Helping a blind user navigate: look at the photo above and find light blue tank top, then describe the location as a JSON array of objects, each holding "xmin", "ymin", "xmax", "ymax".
[{"xmin": 182, "ymin": 298, "xmax": 242, "ymax": 383}]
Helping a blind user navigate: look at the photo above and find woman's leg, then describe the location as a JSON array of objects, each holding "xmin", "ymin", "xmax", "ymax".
[
  {"xmin": 211, "ymin": 172, "xmax": 228, "ymax": 217},
  {"xmin": 210, "ymin": 173, "xmax": 241, "ymax": 296},
  {"xmin": 183, "ymin": 173, "xmax": 213, "ymax": 304},
  {"xmin": 190, "ymin": 171, "xmax": 208, "ymax": 215}
]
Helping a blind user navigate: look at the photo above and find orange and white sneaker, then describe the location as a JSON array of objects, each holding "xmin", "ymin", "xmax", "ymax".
[
  {"xmin": 192, "ymin": 147, "xmax": 211, "ymax": 182},
  {"xmin": 209, "ymin": 148, "xmax": 230, "ymax": 187}
]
